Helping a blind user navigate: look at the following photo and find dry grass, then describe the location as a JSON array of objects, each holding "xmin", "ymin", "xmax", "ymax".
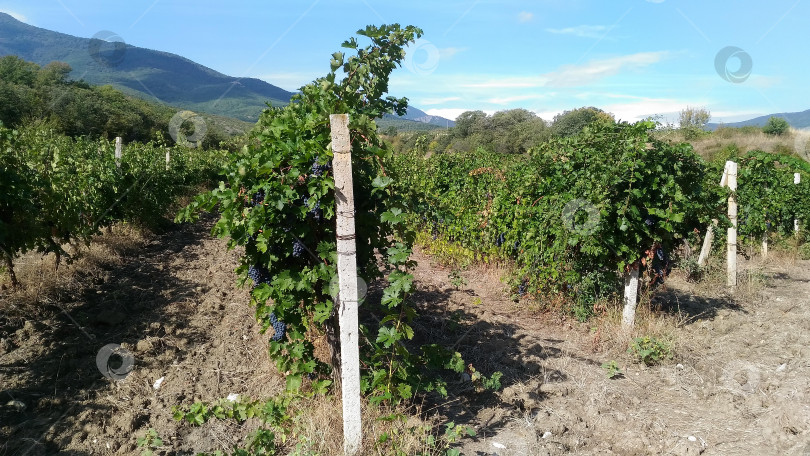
[
  {"xmin": 655, "ymin": 126, "xmax": 807, "ymax": 162},
  {"xmin": 284, "ymin": 396, "xmax": 447, "ymax": 455},
  {"xmin": 1, "ymin": 223, "xmax": 147, "ymax": 318}
]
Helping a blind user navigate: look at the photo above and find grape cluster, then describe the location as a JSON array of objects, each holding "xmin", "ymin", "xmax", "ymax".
[
  {"xmin": 303, "ymin": 197, "xmax": 323, "ymax": 222},
  {"xmin": 269, "ymin": 312, "xmax": 286, "ymax": 341},
  {"xmin": 292, "ymin": 239, "xmax": 306, "ymax": 258},
  {"xmin": 248, "ymin": 264, "xmax": 271, "ymax": 286},
  {"xmin": 651, "ymin": 246, "xmax": 671, "ymax": 285},
  {"xmin": 495, "ymin": 232, "xmax": 506, "ymax": 247},
  {"xmin": 644, "ymin": 215, "xmax": 657, "ymax": 227},
  {"xmin": 310, "ymin": 160, "xmax": 332, "ymax": 177},
  {"xmin": 249, "ymin": 189, "xmax": 265, "ymax": 208},
  {"xmin": 518, "ymin": 279, "xmax": 528, "ymax": 297}
]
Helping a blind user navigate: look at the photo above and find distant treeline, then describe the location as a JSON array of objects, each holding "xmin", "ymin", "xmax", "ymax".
[
  {"xmin": 389, "ymin": 106, "xmax": 615, "ymax": 155},
  {"xmin": 0, "ymin": 55, "xmax": 237, "ymax": 147}
]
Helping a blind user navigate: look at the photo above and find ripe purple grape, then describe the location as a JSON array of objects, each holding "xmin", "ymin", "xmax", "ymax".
[
  {"xmin": 292, "ymin": 240, "xmax": 305, "ymax": 258},
  {"xmin": 248, "ymin": 264, "xmax": 270, "ymax": 286},
  {"xmin": 249, "ymin": 189, "xmax": 265, "ymax": 207},
  {"xmin": 310, "ymin": 160, "xmax": 332, "ymax": 177},
  {"xmin": 269, "ymin": 312, "xmax": 286, "ymax": 341}
]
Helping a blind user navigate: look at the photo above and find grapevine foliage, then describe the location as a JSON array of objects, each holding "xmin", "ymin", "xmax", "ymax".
[
  {"xmin": 177, "ymin": 25, "xmax": 496, "ymax": 403},
  {"xmin": 391, "ymin": 121, "xmax": 726, "ymax": 312},
  {"xmin": 733, "ymin": 151, "xmax": 810, "ymax": 240},
  {"xmin": 0, "ymin": 122, "xmax": 222, "ymax": 286}
]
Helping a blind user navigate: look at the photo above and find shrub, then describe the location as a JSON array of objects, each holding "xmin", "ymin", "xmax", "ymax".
[
  {"xmin": 628, "ymin": 336, "xmax": 672, "ymax": 366},
  {"xmin": 762, "ymin": 116, "xmax": 790, "ymax": 136}
]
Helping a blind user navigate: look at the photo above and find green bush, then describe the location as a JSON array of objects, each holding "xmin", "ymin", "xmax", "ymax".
[{"xmin": 762, "ymin": 116, "xmax": 790, "ymax": 136}]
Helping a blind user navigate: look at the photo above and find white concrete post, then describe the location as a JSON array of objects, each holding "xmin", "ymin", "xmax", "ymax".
[
  {"xmin": 726, "ymin": 161, "xmax": 738, "ymax": 289},
  {"xmin": 330, "ymin": 114, "xmax": 362, "ymax": 456},
  {"xmin": 165, "ymin": 149, "xmax": 171, "ymax": 171},
  {"xmin": 762, "ymin": 233, "xmax": 768, "ymax": 258},
  {"xmin": 621, "ymin": 266, "xmax": 640, "ymax": 330},
  {"xmin": 697, "ymin": 219, "xmax": 718, "ymax": 266},
  {"xmin": 115, "ymin": 137, "xmax": 122, "ymax": 169},
  {"xmin": 796, "ymin": 173, "xmax": 801, "ymax": 236}
]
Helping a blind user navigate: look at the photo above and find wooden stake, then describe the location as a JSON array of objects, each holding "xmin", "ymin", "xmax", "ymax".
[
  {"xmin": 621, "ymin": 266, "xmax": 639, "ymax": 330},
  {"xmin": 726, "ymin": 161, "xmax": 738, "ymax": 289},
  {"xmin": 165, "ymin": 149, "xmax": 171, "ymax": 171},
  {"xmin": 330, "ymin": 114, "xmax": 362, "ymax": 456},
  {"xmin": 115, "ymin": 137, "xmax": 122, "ymax": 169}
]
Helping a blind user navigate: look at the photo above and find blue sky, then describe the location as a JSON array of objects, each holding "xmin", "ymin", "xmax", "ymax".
[{"xmin": 1, "ymin": 0, "xmax": 807, "ymax": 123}]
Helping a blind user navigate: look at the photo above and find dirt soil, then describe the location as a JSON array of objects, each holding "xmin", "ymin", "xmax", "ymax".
[{"xmin": 2, "ymin": 218, "xmax": 810, "ymax": 455}]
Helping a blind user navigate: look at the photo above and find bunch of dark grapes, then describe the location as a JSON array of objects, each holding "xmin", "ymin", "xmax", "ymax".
[
  {"xmin": 310, "ymin": 160, "xmax": 332, "ymax": 177},
  {"xmin": 269, "ymin": 312, "xmax": 286, "ymax": 341},
  {"xmin": 517, "ymin": 279, "xmax": 528, "ymax": 297},
  {"xmin": 303, "ymin": 197, "xmax": 323, "ymax": 222},
  {"xmin": 644, "ymin": 215, "xmax": 657, "ymax": 227},
  {"xmin": 495, "ymin": 232, "xmax": 506, "ymax": 247},
  {"xmin": 292, "ymin": 239, "xmax": 306, "ymax": 258},
  {"xmin": 651, "ymin": 246, "xmax": 671, "ymax": 285},
  {"xmin": 248, "ymin": 264, "xmax": 271, "ymax": 286},
  {"xmin": 249, "ymin": 189, "xmax": 265, "ymax": 208}
]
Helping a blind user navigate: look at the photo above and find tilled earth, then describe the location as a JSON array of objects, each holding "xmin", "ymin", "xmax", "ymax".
[{"xmin": 2, "ymin": 218, "xmax": 809, "ymax": 455}]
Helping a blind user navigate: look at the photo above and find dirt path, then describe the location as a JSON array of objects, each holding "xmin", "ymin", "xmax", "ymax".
[
  {"xmin": 2, "ymin": 221, "xmax": 809, "ymax": 455},
  {"xmin": 406, "ymin": 249, "xmax": 810, "ymax": 456}
]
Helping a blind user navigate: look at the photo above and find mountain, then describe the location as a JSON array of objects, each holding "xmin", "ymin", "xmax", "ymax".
[
  {"xmin": 377, "ymin": 106, "xmax": 455, "ymax": 132},
  {"xmin": 0, "ymin": 13, "xmax": 455, "ymax": 129},
  {"xmin": 0, "ymin": 12, "xmax": 292, "ymax": 122},
  {"xmin": 708, "ymin": 109, "xmax": 810, "ymax": 130}
]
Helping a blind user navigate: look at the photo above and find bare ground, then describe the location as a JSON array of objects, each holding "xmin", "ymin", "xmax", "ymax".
[{"xmin": 2, "ymin": 218, "xmax": 809, "ymax": 455}]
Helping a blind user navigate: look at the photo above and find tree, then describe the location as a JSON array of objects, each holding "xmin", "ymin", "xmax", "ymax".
[
  {"xmin": 762, "ymin": 116, "xmax": 789, "ymax": 136},
  {"xmin": 678, "ymin": 106, "xmax": 711, "ymax": 139},
  {"xmin": 550, "ymin": 107, "xmax": 613, "ymax": 138},
  {"xmin": 453, "ymin": 110, "xmax": 489, "ymax": 138},
  {"xmin": 490, "ymin": 109, "xmax": 549, "ymax": 154},
  {"xmin": 36, "ymin": 61, "xmax": 72, "ymax": 87}
]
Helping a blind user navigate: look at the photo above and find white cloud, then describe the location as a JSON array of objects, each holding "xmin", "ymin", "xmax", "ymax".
[
  {"xmin": 487, "ymin": 93, "xmax": 554, "ymax": 105},
  {"xmin": 518, "ymin": 12, "xmax": 534, "ymax": 23},
  {"xmin": 601, "ymin": 97, "xmax": 708, "ymax": 122},
  {"xmin": 461, "ymin": 76, "xmax": 547, "ymax": 89},
  {"xmin": 545, "ymin": 25, "xmax": 610, "ymax": 39},
  {"xmin": 542, "ymin": 51, "xmax": 668, "ymax": 88},
  {"xmin": 0, "ymin": 9, "xmax": 27, "ymax": 22},
  {"xmin": 439, "ymin": 47, "xmax": 466, "ymax": 59},
  {"xmin": 420, "ymin": 96, "xmax": 462, "ymax": 105}
]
